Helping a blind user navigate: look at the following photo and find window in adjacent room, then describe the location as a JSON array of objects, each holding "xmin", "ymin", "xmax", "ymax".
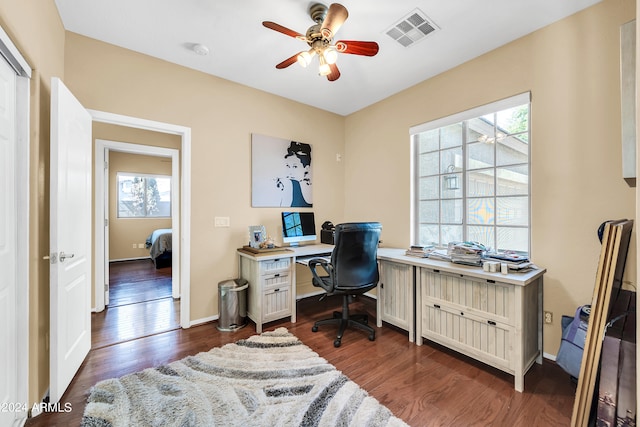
[
  {"xmin": 411, "ymin": 92, "xmax": 531, "ymax": 255},
  {"xmin": 117, "ymin": 173, "xmax": 171, "ymax": 218}
]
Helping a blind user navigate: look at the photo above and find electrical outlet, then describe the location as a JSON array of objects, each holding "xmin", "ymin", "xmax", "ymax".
[
  {"xmin": 132, "ymin": 243, "xmax": 137, "ymax": 248},
  {"xmin": 138, "ymin": 243, "xmax": 145, "ymax": 248},
  {"xmin": 544, "ymin": 311, "xmax": 553, "ymax": 324}
]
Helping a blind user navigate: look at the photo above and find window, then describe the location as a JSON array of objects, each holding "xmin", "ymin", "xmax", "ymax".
[
  {"xmin": 411, "ymin": 93, "xmax": 531, "ymax": 255},
  {"xmin": 117, "ymin": 173, "xmax": 171, "ymax": 218}
]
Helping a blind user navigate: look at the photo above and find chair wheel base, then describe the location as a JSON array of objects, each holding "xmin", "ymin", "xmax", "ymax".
[
  {"xmin": 312, "ymin": 325, "xmax": 318, "ymax": 332},
  {"xmin": 334, "ymin": 339, "xmax": 341, "ymax": 347}
]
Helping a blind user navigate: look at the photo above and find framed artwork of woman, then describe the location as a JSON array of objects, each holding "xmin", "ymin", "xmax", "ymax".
[{"xmin": 251, "ymin": 134, "xmax": 313, "ymax": 208}]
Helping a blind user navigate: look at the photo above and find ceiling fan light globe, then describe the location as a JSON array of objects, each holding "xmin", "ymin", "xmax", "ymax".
[
  {"xmin": 319, "ymin": 63, "xmax": 331, "ymax": 76},
  {"xmin": 297, "ymin": 51, "xmax": 311, "ymax": 67},
  {"xmin": 323, "ymin": 48, "xmax": 338, "ymax": 64}
]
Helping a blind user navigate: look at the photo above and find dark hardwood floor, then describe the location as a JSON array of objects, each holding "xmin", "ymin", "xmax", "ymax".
[
  {"xmin": 92, "ymin": 260, "xmax": 180, "ymax": 349},
  {"xmin": 27, "ymin": 286, "xmax": 577, "ymax": 426}
]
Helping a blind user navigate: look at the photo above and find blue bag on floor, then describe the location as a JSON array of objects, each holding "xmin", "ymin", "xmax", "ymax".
[{"xmin": 556, "ymin": 305, "xmax": 591, "ymax": 379}]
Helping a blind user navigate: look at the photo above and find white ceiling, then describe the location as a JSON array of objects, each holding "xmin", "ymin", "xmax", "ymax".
[{"xmin": 54, "ymin": 0, "xmax": 601, "ymax": 116}]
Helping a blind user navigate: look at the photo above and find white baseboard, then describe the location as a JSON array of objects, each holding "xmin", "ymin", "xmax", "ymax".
[
  {"xmin": 543, "ymin": 352, "xmax": 557, "ymax": 361},
  {"xmin": 189, "ymin": 314, "xmax": 218, "ymax": 327}
]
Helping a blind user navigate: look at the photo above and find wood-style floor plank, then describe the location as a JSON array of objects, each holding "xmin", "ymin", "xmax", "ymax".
[{"xmin": 26, "ymin": 292, "xmax": 576, "ymax": 427}]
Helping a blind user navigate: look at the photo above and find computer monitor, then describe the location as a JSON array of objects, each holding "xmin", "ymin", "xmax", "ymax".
[{"xmin": 281, "ymin": 211, "xmax": 316, "ymax": 246}]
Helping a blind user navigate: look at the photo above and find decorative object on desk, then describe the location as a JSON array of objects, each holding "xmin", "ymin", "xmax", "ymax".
[
  {"xmin": 251, "ymin": 133, "xmax": 313, "ymax": 208},
  {"xmin": 263, "ymin": 235, "xmax": 275, "ymax": 249},
  {"xmin": 241, "ymin": 245, "xmax": 290, "ymax": 254},
  {"xmin": 248, "ymin": 225, "xmax": 266, "ymax": 248},
  {"xmin": 81, "ymin": 328, "xmax": 408, "ymax": 427}
]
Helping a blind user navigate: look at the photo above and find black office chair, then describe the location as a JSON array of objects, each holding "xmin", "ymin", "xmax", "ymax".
[{"xmin": 308, "ymin": 222, "xmax": 382, "ymax": 347}]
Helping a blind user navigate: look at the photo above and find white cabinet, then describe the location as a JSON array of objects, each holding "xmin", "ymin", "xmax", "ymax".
[
  {"xmin": 417, "ymin": 267, "xmax": 542, "ymax": 392},
  {"xmin": 238, "ymin": 252, "xmax": 293, "ymax": 333},
  {"xmin": 377, "ymin": 260, "xmax": 414, "ymax": 342}
]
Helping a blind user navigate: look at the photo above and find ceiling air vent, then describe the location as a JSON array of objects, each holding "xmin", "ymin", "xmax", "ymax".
[{"xmin": 386, "ymin": 9, "xmax": 439, "ymax": 47}]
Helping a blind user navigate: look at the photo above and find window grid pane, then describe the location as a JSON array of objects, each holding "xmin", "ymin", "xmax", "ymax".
[
  {"xmin": 117, "ymin": 173, "xmax": 172, "ymax": 218},
  {"xmin": 413, "ymin": 98, "xmax": 530, "ymax": 254}
]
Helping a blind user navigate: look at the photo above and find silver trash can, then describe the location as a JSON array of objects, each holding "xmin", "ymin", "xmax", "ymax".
[{"xmin": 217, "ymin": 278, "xmax": 248, "ymax": 331}]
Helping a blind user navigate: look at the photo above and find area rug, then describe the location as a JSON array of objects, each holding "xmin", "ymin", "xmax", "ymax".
[{"xmin": 81, "ymin": 327, "xmax": 408, "ymax": 427}]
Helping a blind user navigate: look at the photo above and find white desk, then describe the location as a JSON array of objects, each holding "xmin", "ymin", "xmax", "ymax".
[
  {"xmin": 237, "ymin": 244, "xmax": 334, "ymax": 333},
  {"xmin": 377, "ymin": 248, "xmax": 545, "ymax": 392},
  {"xmin": 237, "ymin": 245, "xmax": 545, "ymax": 391}
]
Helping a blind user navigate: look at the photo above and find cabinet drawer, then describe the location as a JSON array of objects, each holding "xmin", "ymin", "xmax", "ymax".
[
  {"xmin": 259, "ymin": 258, "xmax": 290, "ymax": 275},
  {"xmin": 422, "ymin": 303, "xmax": 513, "ymax": 371},
  {"xmin": 420, "ymin": 270, "xmax": 515, "ymax": 326},
  {"xmin": 262, "ymin": 273, "xmax": 290, "ymax": 291},
  {"xmin": 263, "ymin": 287, "xmax": 291, "ymax": 322}
]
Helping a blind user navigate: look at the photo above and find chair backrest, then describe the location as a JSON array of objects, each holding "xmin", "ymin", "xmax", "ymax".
[{"xmin": 331, "ymin": 222, "xmax": 382, "ymax": 290}]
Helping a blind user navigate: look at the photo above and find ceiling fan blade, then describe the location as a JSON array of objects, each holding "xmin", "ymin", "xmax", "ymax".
[
  {"xmin": 321, "ymin": 3, "xmax": 348, "ymax": 39},
  {"xmin": 275, "ymin": 52, "xmax": 302, "ymax": 69},
  {"xmin": 327, "ymin": 63, "xmax": 340, "ymax": 81},
  {"xmin": 335, "ymin": 40, "xmax": 379, "ymax": 56},
  {"xmin": 262, "ymin": 21, "xmax": 305, "ymax": 39}
]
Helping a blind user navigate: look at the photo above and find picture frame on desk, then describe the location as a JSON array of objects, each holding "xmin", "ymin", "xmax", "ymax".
[{"xmin": 248, "ymin": 225, "xmax": 266, "ymax": 248}]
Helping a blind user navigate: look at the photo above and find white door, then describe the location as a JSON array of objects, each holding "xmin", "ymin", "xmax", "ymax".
[
  {"xmin": 0, "ymin": 48, "xmax": 18, "ymax": 427},
  {"xmin": 49, "ymin": 77, "xmax": 93, "ymax": 403}
]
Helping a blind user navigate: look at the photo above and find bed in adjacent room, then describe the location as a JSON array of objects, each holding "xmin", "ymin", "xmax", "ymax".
[{"xmin": 146, "ymin": 228, "xmax": 172, "ymax": 269}]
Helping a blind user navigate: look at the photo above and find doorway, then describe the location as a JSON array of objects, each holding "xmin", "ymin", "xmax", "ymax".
[
  {"xmin": 91, "ymin": 111, "xmax": 192, "ymax": 329},
  {"xmin": 94, "ymin": 144, "xmax": 181, "ymax": 347}
]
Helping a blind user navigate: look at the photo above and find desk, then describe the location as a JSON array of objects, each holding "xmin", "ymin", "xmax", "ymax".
[
  {"xmin": 237, "ymin": 245, "xmax": 545, "ymax": 391},
  {"xmin": 377, "ymin": 248, "xmax": 545, "ymax": 392},
  {"xmin": 237, "ymin": 244, "xmax": 333, "ymax": 333}
]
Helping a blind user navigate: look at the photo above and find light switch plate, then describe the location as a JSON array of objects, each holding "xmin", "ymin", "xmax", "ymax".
[{"xmin": 215, "ymin": 217, "xmax": 230, "ymax": 227}]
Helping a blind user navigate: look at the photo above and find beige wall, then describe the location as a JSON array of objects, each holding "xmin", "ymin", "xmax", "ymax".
[
  {"xmin": 0, "ymin": 0, "xmax": 66, "ymax": 405},
  {"xmin": 108, "ymin": 152, "xmax": 172, "ymax": 260},
  {"xmin": 64, "ymin": 32, "xmax": 347, "ymax": 324},
  {"xmin": 345, "ymin": 0, "xmax": 637, "ymax": 354}
]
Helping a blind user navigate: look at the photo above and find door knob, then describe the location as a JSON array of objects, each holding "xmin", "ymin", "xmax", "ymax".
[{"xmin": 59, "ymin": 252, "xmax": 75, "ymax": 262}]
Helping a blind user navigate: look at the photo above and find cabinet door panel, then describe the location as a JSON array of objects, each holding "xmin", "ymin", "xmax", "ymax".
[
  {"xmin": 263, "ymin": 288, "xmax": 290, "ymax": 321},
  {"xmin": 380, "ymin": 261, "xmax": 412, "ymax": 330}
]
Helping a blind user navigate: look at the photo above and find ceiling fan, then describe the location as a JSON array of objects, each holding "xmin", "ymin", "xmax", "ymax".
[{"xmin": 262, "ymin": 3, "xmax": 379, "ymax": 81}]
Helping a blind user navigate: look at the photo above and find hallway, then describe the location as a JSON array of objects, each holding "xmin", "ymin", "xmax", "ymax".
[{"xmin": 92, "ymin": 259, "xmax": 179, "ymax": 349}]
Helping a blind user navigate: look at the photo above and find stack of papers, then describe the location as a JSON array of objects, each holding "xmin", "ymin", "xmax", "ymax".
[
  {"xmin": 484, "ymin": 252, "xmax": 529, "ymax": 263},
  {"xmin": 427, "ymin": 249, "xmax": 451, "ymax": 262},
  {"xmin": 405, "ymin": 245, "xmax": 434, "ymax": 258},
  {"xmin": 448, "ymin": 241, "xmax": 486, "ymax": 266},
  {"xmin": 484, "ymin": 252, "xmax": 536, "ymax": 272}
]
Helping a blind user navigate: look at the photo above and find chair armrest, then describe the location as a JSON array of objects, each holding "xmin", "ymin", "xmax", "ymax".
[{"xmin": 308, "ymin": 258, "xmax": 333, "ymax": 289}]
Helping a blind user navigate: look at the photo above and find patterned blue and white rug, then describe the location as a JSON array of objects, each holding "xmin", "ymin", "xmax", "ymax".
[{"xmin": 81, "ymin": 327, "xmax": 408, "ymax": 427}]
